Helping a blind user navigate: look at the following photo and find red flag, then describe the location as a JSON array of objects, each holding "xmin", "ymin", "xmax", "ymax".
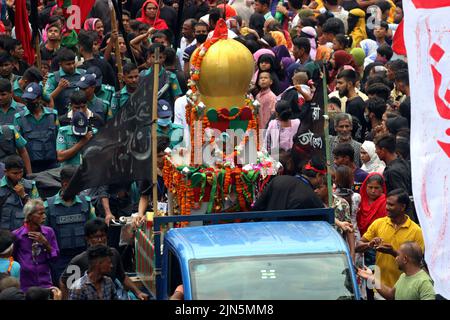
[
  {"xmin": 57, "ymin": 0, "xmax": 96, "ymax": 32},
  {"xmin": 15, "ymin": 0, "xmax": 35, "ymax": 65},
  {"xmin": 392, "ymin": 19, "xmax": 406, "ymax": 56}
]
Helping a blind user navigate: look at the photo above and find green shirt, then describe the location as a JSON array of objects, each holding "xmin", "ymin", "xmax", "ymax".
[
  {"xmin": 140, "ymin": 67, "xmax": 182, "ymax": 99},
  {"xmin": 157, "ymin": 123, "xmax": 184, "ymax": 149},
  {"xmin": 394, "ymin": 270, "xmax": 436, "ymax": 300},
  {"xmin": 44, "ymin": 68, "xmax": 85, "ymax": 97},
  {"xmin": 13, "ymin": 78, "xmax": 50, "ymax": 103},
  {"xmin": 110, "ymin": 86, "xmax": 131, "ymax": 119},
  {"xmin": 56, "ymin": 125, "xmax": 98, "ymax": 166},
  {"xmin": 0, "ymin": 100, "xmax": 25, "ymax": 125},
  {"xmin": 96, "ymin": 84, "xmax": 115, "ymax": 106},
  {"xmin": 44, "ymin": 191, "xmax": 96, "ymax": 220},
  {"xmin": 13, "ymin": 107, "xmax": 59, "ymax": 136},
  {"xmin": 0, "ymin": 176, "xmax": 40, "ymax": 199},
  {"xmin": 0, "ymin": 125, "xmax": 27, "ymax": 149}
]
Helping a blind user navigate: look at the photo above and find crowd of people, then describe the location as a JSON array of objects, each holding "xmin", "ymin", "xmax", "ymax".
[{"xmin": 0, "ymin": 0, "xmax": 438, "ymax": 300}]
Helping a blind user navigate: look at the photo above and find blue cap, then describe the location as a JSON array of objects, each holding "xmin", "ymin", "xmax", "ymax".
[
  {"xmin": 86, "ymin": 66, "xmax": 102, "ymax": 87},
  {"xmin": 71, "ymin": 111, "xmax": 89, "ymax": 136},
  {"xmin": 76, "ymin": 74, "xmax": 97, "ymax": 89},
  {"xmin": 22, "ymin": 83, "xmax": 42, "ymax": 100},
  {"xmin": 157, "ymin": 99, "xmax": 172, "ymax": 118}
]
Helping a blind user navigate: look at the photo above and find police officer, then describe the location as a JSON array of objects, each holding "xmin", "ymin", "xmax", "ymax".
[
  {"xmin": 0, "ymin": 124, "xmax": 32, "ymax": 177},
  {"xmin": 140, "ymin": 43, "xmax": 182, "ymax": 110},
  {"xmin": 44, "ymin": 48, "xmax": 86, "ymax": 116},
  {"xmin": 56, "ymin": 111, "xmax": 98, "ymax": 166},
  {"xmin": 157, "ymin": 99, "xmax": 183, "ymax": 149},
  {"xmin": 0, "ymin": 155, "xmax": 39, "ymax": 231},
  {"xmin": 110, "ymin": 63, "xmax": 139, "ymax": 119},
  {"xmin": 12, "ymin": 67, "xmax": 50, "ymax": 104},
  {"xmin": 76, "ymin": 74, "xmax": 111, "ymax": 123},
  {"xmin": 85, "ymin": 66, "xmax": 115, "ymax": 109},
  {"xmin": 45, "ymin": 166, "xmax": 96, "ymax": 284},
  {"xmin": 14, "ymin": 83, "xmax": 59, "ymax": 173},
  {"xmin": 0, "ymin": 78, "xmax": 25, "ymax": 125},
  {"xmin": 59, "ymin": 91, "xmax": 105, "ymax": 129}
]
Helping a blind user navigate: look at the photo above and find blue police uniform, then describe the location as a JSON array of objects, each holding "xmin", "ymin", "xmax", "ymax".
[
  {"xmin": 14, "ymin": 107, "xmax": 59, "ymax": 171},
  {"xmin": 44, "ymin": 68, "xmax": 86, "ymax": 116},
  {"xmin": 0, "ymin": 176, "xmax": 39, "ymax": 231},
  {"xmin": 45, "ymin": 191, "xmax": 96, "ymax": 283}
]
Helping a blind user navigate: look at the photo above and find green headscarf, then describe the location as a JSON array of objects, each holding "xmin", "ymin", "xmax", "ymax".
[
  {"xmin": 350, "ymin": 48, "xmax": 366, "ymax": 67},
  {"xmin": 61, "ymin": 30, "xmax": 78, "ymax": 49},
  {"xmin": 298, "ymin": 9, "xmax": 314, "ymax": 20}
]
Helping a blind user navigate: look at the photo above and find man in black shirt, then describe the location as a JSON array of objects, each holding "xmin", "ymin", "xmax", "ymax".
[
  {"xmin": 182, "ymin": 0, "xmax": 210, "ymax": 21},
  {"xmin": 159, "ymin": 0, "xmax": 178, "ymax": 31},
  {"xmin": 375, "ymin": 133, "xmax": 412, "ymax": 195},
  {"xmin": 252, "ymin": 159, "xmax": 325, "ymax": 211},
  {"xmin": 78, "ymin": 31, "xmax": 117, "ymax": 88},
  {"xmin": 336, "ymin": 69, "xmax": 367, "ymax": 142},
  {"xmin": 59, "ymin": 218, "xmax": 148, "ymax": 300}
]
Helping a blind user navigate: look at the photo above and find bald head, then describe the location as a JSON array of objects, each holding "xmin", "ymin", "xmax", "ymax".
[
  {"xmin": 400, "ymin": 241, "xmax": 423, "ymax": 266},
  {"xmin": 182, "ymin": 19, "xmax": 197, "ymax": 40}
]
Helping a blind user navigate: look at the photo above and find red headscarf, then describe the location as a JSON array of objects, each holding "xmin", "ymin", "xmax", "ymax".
[
  {"xmin": 357, "ymin": 173, "xmax": 387, "ymax": 236},
  {"xmin": 330, "ymin": 50, "xmax": 359, "ymax": 80},
  {"xmin": 137, "ymin": 0, "xmax": 169, "ymax": 30}
]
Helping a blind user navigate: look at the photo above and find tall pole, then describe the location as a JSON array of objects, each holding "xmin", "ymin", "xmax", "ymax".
[
  {"xmin": 322, "ymin": 65, "xmax": 333, "ymax": 208},
  {"xmin": 110, "ymin": 1, "xmax": 123, "ymax": 87},
  {"xmin": 152, "ymin": 48, "xmax": 160, "ymax": 216}
]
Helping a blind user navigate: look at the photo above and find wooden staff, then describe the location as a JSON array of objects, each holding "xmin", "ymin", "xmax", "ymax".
[
  {"xmin": 152, "ymin": 48, "xmax": 160, "ymax": 217},
  {"xmin": 35, "ymin": 36, "xmax": 41, "ymax": 70},
  {"xmin": 110, "ymin": 3, "xmax": 124, "ymax": 87}
]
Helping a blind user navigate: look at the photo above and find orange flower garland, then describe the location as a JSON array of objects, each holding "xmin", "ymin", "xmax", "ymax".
[
  {"xmin": 218, "ymin": 108, "xmax": 243, "ymax": 121},
  {"xmin": 234, "ymin": 168, "xmax": 247, "ymax": 211}
]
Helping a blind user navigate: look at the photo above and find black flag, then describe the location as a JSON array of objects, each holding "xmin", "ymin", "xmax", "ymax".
[
  {"xmin": 64, "ymin": 72, "xmax": 155, "ymax": 198},
  {"xmin": 292, "ymin": 61, "xmax": 327, "ymax": 166}
]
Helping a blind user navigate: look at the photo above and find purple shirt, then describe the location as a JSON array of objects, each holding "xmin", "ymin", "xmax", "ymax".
[{"xmin": 13, "ymin": 225, "xmax": 59, "ymax": 292}]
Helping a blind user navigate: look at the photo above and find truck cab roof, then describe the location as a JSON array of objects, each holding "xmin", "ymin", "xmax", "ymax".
[{"xmin": 165, "ymin": 221, "xmax": 350, "ymax": 260}]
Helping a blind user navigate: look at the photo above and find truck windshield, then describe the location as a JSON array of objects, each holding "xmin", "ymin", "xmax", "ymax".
[{"xmin": 190, "ymin": 253, "xmax": 355, "ymax": 300}]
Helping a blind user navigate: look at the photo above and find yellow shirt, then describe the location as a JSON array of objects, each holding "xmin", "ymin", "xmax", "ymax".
[{"xmin": 363, "ymin": 216, "xmax": 424, "ymax": 288}]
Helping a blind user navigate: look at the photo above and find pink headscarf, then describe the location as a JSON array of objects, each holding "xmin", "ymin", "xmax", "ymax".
[
  {"xmin": 253, "ymin": 49, "xmax": 275, "ymax": 63},
  {"xmin": 301, "ymin": 27, "xmax": 317, "ymax": 60},
  {"xmin": 84, "ymin": 18, "xmax": 100, "ymax": 32},
  {"xmin": 42, "ymin": 5, "xmax": 60, "ymax": 43},
  {"xmin": 251, "ymin": 49, "xmax": 276, "ymax": 84}
]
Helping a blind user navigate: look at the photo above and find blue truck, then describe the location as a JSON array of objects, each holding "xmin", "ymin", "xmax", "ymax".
[{"xmin": 135, "ymin": 208, "xmax": 361, "ymax": 300}]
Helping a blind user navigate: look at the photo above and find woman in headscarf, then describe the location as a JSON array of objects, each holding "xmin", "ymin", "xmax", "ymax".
[
  {"xmin": 357, "ymin": 173, "xmax": 387, "ymax": 238},
  {"xmin": 136, "ymin": 0, "xmax": 169, "ymax": 30},
  {"xmin": 347, "ymin": 8, "xmax": 367, "ymax": 48},
  {"xmin": 350, "ymin": 47, "xmax": 366, "ymax": 71},
  {"xmin": 329, "ymin": 50, "xmax": 359, "ymax": 82},
  {"xmin": 360, "ymin": 141, "xmax": 385, "ymax": 174},
  {"xmin": 272, "ymin": 45, "xmax": 291, "ymax": 92},
  {"xmin": 359, "ymin": 39, "xmax": 378, "ymax": 68},
  {"xmin": 300, "ymin": 26, "xmax": 317, "ymax": 60},
  {"xmin": 84, "ymin": 18, "xmax": 105, "ymax": 39},
  {"xmin": 251, "ymin": 48, "xmax": 275, "ymax": 83}
]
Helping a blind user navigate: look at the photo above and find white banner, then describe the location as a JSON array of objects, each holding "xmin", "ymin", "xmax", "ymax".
[{"xmin": 404, "ymin": 0, "xmax": 450, "ymax": 299}]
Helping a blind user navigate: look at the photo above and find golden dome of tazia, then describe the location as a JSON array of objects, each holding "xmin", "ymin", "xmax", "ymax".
[{"xmin": 192, "ymin": 38, "xmax": 254, "ymax": 109}]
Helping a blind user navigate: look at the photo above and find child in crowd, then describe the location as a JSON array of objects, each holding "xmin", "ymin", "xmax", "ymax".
[
  {"xmin": 256, "ymin": 71, "xmax": 277, "ymax": 129},
  {"xmin": 265, "ymin": 100, "xmax": 301, "ymax": 153},
  {"xmin": 333, "ymin": 34, "xmax": 352, "ymax": 52}
]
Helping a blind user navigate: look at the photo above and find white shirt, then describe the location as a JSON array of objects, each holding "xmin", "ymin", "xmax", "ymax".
[
  {"xmin": 174, "ymin": 95, "xmax": 190, "ymax": 147},
  {"xmin": 178, "ymin": 37, "xmax": 196, "ymax": 70}
]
